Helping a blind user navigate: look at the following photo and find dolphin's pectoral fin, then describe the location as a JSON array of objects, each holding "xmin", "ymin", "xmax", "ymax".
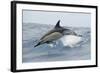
[
  {"xmin": 46, "ymin": 41, "xmax": 51, "ymax": 44},
  {"xmin": 46, "ymin": 41, "xmax": 56, "ymax": 44}
]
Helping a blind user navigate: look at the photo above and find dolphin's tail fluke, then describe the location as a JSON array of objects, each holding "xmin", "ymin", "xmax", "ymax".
[{"xmin": 34, "ymin": 42, "xmax": 41, "ymax": 47}]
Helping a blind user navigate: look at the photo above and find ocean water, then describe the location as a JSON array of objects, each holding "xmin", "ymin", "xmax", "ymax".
[{"xmin": 22, "ymin": 23, "xmax": 91, "ymax": 63}]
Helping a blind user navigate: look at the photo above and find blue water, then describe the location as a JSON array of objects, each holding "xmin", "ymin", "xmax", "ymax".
[{"xmin": 22, "ymin": 23, "xmax": 91, "ymax": 63}]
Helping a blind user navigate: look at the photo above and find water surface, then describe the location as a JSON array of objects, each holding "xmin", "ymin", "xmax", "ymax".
[{"xmin": 22, "ymin": 23, "xmax": 91, "ymax": 63}]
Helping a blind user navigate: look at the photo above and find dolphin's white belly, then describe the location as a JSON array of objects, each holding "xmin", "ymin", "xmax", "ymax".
[{"xmin": 61, "ymin": 35, "xmax": 82, "ymax": 47}]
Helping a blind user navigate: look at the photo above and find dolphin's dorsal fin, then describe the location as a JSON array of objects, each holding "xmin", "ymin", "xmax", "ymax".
[{"xmin": 55, "ymin": 20, "xmax": 61, "ymax": 28}]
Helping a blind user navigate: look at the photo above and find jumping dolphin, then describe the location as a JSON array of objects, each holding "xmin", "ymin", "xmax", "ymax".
[{"xmin": 34, "ymin": 20, "xmax": 78, "ymax": 47}]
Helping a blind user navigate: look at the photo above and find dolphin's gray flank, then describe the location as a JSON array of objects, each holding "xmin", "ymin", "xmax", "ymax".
[{"xmin": 34, "ymin": 32, "xmax": 63, "ymax": 47}]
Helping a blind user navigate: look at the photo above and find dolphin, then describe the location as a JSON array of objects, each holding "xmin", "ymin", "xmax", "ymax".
[{"xmin": 34, "ymin": 20, "xmax": 78, "ymax": 47}]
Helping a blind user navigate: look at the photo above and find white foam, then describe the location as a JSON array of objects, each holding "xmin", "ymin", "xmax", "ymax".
[{"xmin": 61, "ymin": 35, "xmax": 82, "ymax": 47}]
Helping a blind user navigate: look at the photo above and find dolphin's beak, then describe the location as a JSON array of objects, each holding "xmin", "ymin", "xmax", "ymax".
[
  {"xmin": 63, "ymin": 29, "xmax": 82, "ymax": 37},
  {"xmin": 72, "ymin": 31, "xmax": 83, "ymax": 37}
]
